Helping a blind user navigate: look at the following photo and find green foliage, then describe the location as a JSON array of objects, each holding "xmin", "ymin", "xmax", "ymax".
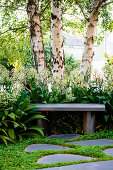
[
  {"xmin": 0, "ymin": 132, "xmax": 113, "ymax": 169},
  {"xmin": 0, "ymin": 32, "xmax": 34, "ymax": 70},
  {"xmin": 0, "ymin": 93, "xmax": 45, "ymax": 144},
  {"xmin": 104, "ymin": 54, "xmax": 113, "ymax": 91},
  {"xmin": 65, "ymin": 55, "xmax": 81, "ymax": 75},
  {"xmin": 27, "ymin": 69, "xmax": 113, "ymax": 132},
  {"xmin": 9, "ymin": 66, "xmax": 108, "ymax": 134},
  {"xmin": 64, "ymin": 131, "xmax": 113, "ymax": 142},
  {"xmin": 44, "ymin": 39, "xmax": 51, "ymax": 71},
  {"xmin": 47, "ymin": 111, "xmax": 83, "ymax": 135},
  {"xmin": 1, "ymin": 63, "xmax": 113, "ymax": 135},
  {"xmin": 0, "ymin": 65, "xmax": 46, "ymax": 144}
]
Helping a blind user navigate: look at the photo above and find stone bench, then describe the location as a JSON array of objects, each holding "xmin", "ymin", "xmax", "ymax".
[{"xmin": 33, "ymin": 103, "xmax": 105, "ymax": 135}]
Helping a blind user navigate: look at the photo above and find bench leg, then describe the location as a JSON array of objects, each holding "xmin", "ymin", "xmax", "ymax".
[
  {"xmin": 83, "ymin": 112, "xmax": 95, "ymax": 135},
  {"xmin": 37, "ymin": 119, "xmax": 44, "ymax": 127}
]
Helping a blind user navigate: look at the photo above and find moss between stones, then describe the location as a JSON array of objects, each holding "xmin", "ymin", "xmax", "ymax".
[{"xmin": 0, "ymin": 131, "xmax": 113, "ymax": 169}]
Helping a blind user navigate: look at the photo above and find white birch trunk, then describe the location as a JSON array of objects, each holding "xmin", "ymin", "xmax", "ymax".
[
  {"xmin": 81, "ymin": 11, "xmax": 98, "ymax": 83},
  {"xmin": 27, "ymin": 0, "xmax": 46, "ymax": 73},
  {"xmin": 51, "ymin": 0, "xmax": 64, "ymax": 79}
]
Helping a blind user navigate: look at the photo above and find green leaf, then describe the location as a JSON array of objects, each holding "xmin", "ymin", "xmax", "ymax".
[
  {"xmin": 8, "ymin": 112, "xmax": 15, "ymax": 120},
  {"xmin": 14, "ymin": 122, "xmax": 20, "ymax": 128},
  {"xmin": 104, "ymin": 115, "xmax": 109, "ymax": 122},
  {"xmin": 0, "ymin": 128, "xmax": 7, "ymax": 135},
  {"xmin": 24, "ymin": 104, "xmax": 38, "ymax": 112},
  {"xmin": 19, "ymin": 123, "xmax": 27, "ymax": 131},
  {"xmin": 71, "ymin": 97, "xmax": 77, "ymax": 102},
  {"xmin": 81, "ymin": 100, "xmax": 90, "ymax": 103},
  {"xmin": 88, "ymin": 95, "xmax": 95, "ymax": 102},
  {"xmin": 49, "ymin": 96, "xmax": 54, "ymax": 103},
  {"xmin": 60, "ymin": 99, "xmax": 70, "ymax": 103},
  {"xmin": 4, "ymin": 111, "xmax": 8, "ymax": 116},
  {"xmin": 43, "ymin": 101, "xmax": 47, "ymax": 104},
  {"xmin": 7, "ymin": 129, "xmax": 15, "ymax": 139},
  {"xmin": 40, "ymin": 94, "xmax": 44, "ymax": 98},
  {"xmin": 24, "ymin": 114, "xmax": 46, "ymax": 124},
  {"xmin": 22, "ymin": 132, "xmax": 41, "ymax": 137},
  {"xmin": 2, "ymin": 120, "xmax": 8, "ymax": 127},
  {"xmin": 2, "ymin": 115, "xmax": 6, "ymax": 121},
  {"xmin": 0, "ymin": 135, "xmax": 7, "ymax": 145},
  {"xmin": 18, "ymin": 135, "xmax": 23, "ymax": 142},
  {"xmin": 20, "ymin": 96, "xmax": 30, "ymax": 111},
  {"xmin": 28, "ymin": 126, "xmax": 44, "ymax": 136},
  {"xmin": 97, "ymin": 96, "xmax": 106, "ymax": 100}
]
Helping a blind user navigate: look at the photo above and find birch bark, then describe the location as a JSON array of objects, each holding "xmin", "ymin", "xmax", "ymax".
[
  {"xmin": 27, "ymin": 0, "xmax": 46, "ymax": 73},
  {"xmin": 51, "ymin": 0, "xmax": 64, "ymax": 78},
  {"xmin": 81, "ymin": 11, "xmax": 98, "ymax": 82},
  {"xmin": 81, "ymin": 0, "xmax": 106, "ymax": 83}
]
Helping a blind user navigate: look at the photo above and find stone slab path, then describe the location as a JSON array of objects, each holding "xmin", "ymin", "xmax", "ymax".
[
  {"xmin": 24, "ymin": 137, "xmax": 113, "ymax": 169},
  {"xmin": 103, "ymin": 148, "xmax": 113, "ymax": 156},
  {"xmin": 66, "ymin": 139, "xmax": 113, "ymax": 146},
  {"xmin": 37, "ymin": 154, "xmax": 92, "ymax": 164},
  {"xmin": 25, "ymin": 144, "xmax": 69, "ymax": 152},
  {"xmin": 37, "ymin": 160, "xmax": 113, "ymax": 170},
  {"xmin": 48, "ymin": 134, "xmax": 80, "ymax": 140}
]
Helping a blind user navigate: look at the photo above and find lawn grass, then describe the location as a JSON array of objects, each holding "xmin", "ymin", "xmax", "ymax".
[{"xmin": 0, "ymin": 131, "xmax": 113, "ymax": 170}]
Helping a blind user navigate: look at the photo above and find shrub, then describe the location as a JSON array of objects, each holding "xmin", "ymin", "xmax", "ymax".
[
  {"xmin": 65, "ymin": 55, "xmax": 81, "ymax": 75},
  {"xmin": 0, "ymin": 60, "xmax": 113, "ymax": 136},
  {"xmin": 0, "ymin": 93, "xmax": 45, "ymax": 145},
  {"xmin": 0, "ymin": 66, "xmax": 45, "ymax": 144}
]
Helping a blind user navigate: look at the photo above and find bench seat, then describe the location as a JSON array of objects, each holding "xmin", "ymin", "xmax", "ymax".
[{"xmin": 33, "ymin": 103, "xmax": 105, "ymax": 135}]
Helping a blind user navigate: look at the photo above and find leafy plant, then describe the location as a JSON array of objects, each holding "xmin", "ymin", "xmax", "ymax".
[
  {"xmin": 65, "ymin": 55, "xmax": 81, "ymax": 75},
  {"xmin": 0, "ymin": 93, "xmax": 46, "ymax": 145},
  {"xmin": 44, "ymin": 40, "xmax": 51, "ymax": 71}
]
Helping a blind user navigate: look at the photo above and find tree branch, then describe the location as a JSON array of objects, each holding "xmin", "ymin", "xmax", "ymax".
[
  {"xmin": 75, "ymin": 0, "xmax": 89, "ymax": 21},
  {"xmin": 11, "ymin": 28, "xmax": 28, "ymax": 39},
  {"xmin": 0, "ymin": 26, "xmax": 28, "ymax": 35},
  {"xmin": 101, "ymin": 0, "xmax": 113, "ymax": 8},
  {"xmin": 41, "ymin": 18, "xmax": 51, "ymax": 22},
  {"xmin": 92, "ymin": 0, "xmax": 108, "ymax": 12},
  {"xmin": 64, "ymin": 13, "xmax": 82, "ymax": 21},
  {"xmin": 0, "ymin": 5, "xmax": 26, "ymax": 11},
  {"xmin": 40, "ymin": 0, "xmax": 51, "ymax": 15}
]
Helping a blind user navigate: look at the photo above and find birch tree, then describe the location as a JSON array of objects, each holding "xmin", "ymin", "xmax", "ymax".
[
  {"xmin": 75, "ymin": 0, "xmax": 113, "ymax": 83},
  {"xmin": 27, "ymin": 0, "xmax": 46, "ymax": 73},
  {"xmin": 51, "ymin": 0, "xmax": 64, "ymax": 78}
]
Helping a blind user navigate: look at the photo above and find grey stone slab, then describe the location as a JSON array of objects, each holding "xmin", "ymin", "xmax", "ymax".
[
  {"xmin": 66, "ymin": 139, "xmax": 113, "ymax": 146},
  {"xmin": 48, "ymin": 134, "xmax": 80, "ymax": 140},
  {"xmin": 103, "ymin": 148, "xmax": 113, "ymax": 156},
  {"xmin": 37, "ymin": 160, "xmax": 113, "ymax": 170},
  {"xmin": 32, "ymin": 103, "xmax": 105, "ymax": 112},
  {"xmin": 25, "ymin": 144, "xmax": 69, "ymax": 152},
  {"xmin": 37, "ymin": 154, "xmax": 92, "ymax": 164}
]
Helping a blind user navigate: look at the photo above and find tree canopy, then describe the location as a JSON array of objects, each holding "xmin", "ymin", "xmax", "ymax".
[{"xmin": 0, "ymin": 0, "xmax": 113, "ymax": 74}]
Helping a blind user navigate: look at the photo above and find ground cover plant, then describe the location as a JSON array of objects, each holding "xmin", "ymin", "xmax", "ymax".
[{"xmin": 0, "ymin": 131, "xmax": 113, "ymax": 170}]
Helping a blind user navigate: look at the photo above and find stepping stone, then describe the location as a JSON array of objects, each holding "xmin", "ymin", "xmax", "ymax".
[
  {"xmin": 48, "ymin": 134, "xmax": 80, "ymax": 140},
  {"xmin": 25, "ymin": 144, "xmax": 69, "ymax": 152},
  {"xmin": 37, "ymin": 160, "xmax": 113, "ymax": 170},
  {"xmin": 103, "ymin": 148, "xmax": 113, "ymax": 156},
  {"xmin": 66, "ymin": 139, "xmax": 113, "ymax": 146},
  {"xmin": 37, "ymin": 154, "xmax": 92, "ymax": 164}
]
